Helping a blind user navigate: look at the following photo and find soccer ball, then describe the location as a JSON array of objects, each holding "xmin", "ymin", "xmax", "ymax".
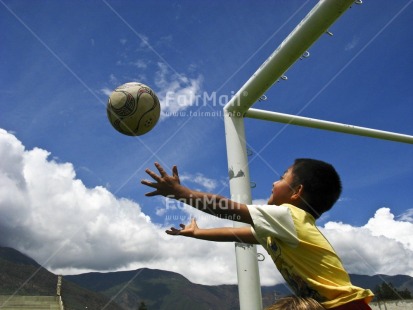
[{"xmin": 107, "ymin": 82, "xmax": 161, "ymax": 136}]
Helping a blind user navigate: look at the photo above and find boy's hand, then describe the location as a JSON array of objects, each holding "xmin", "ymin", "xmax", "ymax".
[
  {"xmin": 166, "ymin": 218, "xmax": 259, "ymax": 243},
  {"xmin": 141, "ymin": 162, "xmax": 181, "ymax": 197},
  {"xmin": 166, "ymin": 218, "xmax": 198, "ymax": 237},
  {"xmin": 141, "ymin": 163, "xmax": 253, "ymax": 226}
]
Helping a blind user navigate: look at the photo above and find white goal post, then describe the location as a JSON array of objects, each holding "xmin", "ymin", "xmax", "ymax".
[
  {"xmin": 223, "ymin": 1, "xmax": 413, "ymax": 310},
  {"xmin": 245, "ymin": 108, "xmax": 413, "ymax": 144}
]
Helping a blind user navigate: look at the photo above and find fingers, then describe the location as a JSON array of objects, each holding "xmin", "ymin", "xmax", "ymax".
[
  {"xmin": 141, "ymin": 162, "xmax": 180, "ymax": 196},
  {"xmin": 172, "ymin": 165, "xmax": 179, "ymax": 180},
  {"xmin": 165, "ymin": 229, "xmax": 176, "ymax": 235},
  {"xmin": 140, "ymin": 179, "xmax": 160, "ymax": 196},
  {"xmin": 144, "ymin": 167, "xmax": 161, "ymax": 182},
  {"xmin": 143, "ymin": 162, "xmax": 173, "ymax": 181},
  {"xmin": 154, "ymin": 162, "xmax": 167, "ymax": 177},
  {"xmin": 141, "ymin": 163, "xmax": 167, "ymax": 192},
  {"xmin": 165, "ymin": 221, "xmax": 191, "ymax": 236},
  {"xmin": 165, "ymin": 225, "xmax": 183, "ymax": 235},
  {"xmin": 144, "ymin": 190, "xmax": 159, "ymax": 197},
  {"xmin": 140, "ymin": 179, "xmax": 157, "ymax": 188}
]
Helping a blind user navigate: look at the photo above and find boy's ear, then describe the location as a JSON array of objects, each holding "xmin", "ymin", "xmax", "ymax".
[{"xmin": 291, "ymin": 184, "xmax": 304, "ymax": 200}]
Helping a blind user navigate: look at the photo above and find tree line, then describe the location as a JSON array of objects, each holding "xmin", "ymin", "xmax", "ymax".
[{"xmin": 374, "ymin": 281, "xmax": 412, "ymax": 301}]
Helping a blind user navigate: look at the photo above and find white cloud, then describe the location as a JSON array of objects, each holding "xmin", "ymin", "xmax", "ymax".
[
  {"xmin": 154, "ymin": 62, "xmax": 203, "ymax": 119},
  {"xmin": 0, "ymin": 129, "xmax": 160, "ymax": 270},
  {"xmin": 345, "ymin": 36, "xmax": 359, "ymax": 51},
  {"xmin": 100, "ymin": 87, "xmax": 113, "ymax": 96},
  {"xmin": 109, "ymin": 73, "xmax": 119, "ymax": 85},
  {"xmin": 0, "ymin": 129, "xmax": 236, "ymax": 285},
  {"xmin": 1, "ymin": 129, "xmax": 412, "ymax": 286},
  {"xmin": 180, "ymin": 173, "xmax": 219, "ymax": 192},
  {"xmin": 155, "ymin": 207, "xmax": 168, "ymax": 217},
  {"xmin": 398, "ymin": 208, "xmax": 413, "ymax": 222},
  {"xmin": 322, "ymin": 208, "xmax": 413, "ymax": 277},
  {"xmin": 365, "ymin": 208, "xmax": 413, "ymax": 250},
  {"xmin": 131, "ymin": 59, "xmax": 148, "ymax": 69},
  {"xmin": 138, "ymin": 34, "xmax": 149, "ymax": 49}
]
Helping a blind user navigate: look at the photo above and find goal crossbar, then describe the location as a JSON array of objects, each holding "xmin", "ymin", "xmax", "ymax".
[
  {"xmin": 224, "ymin": 0, "xmax": 357, "ymax": 114},
  {"xmin": 245, "ymin": 108, "xmax": 413, "ymax": 144}
]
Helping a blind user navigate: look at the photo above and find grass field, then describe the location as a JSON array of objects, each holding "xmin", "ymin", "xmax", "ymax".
[{"xmin": 370, "ymin": 299, "xmax": 413, "ymax": 309}]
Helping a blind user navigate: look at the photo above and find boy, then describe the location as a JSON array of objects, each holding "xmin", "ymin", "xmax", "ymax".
[{"xmin": 141, "ymin": 159, "xmax": 374, "ymax": 309}]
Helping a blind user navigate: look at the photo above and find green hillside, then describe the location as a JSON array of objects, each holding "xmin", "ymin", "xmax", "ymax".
[
  {"xmin": 0, "ymin": 247, "xmax": 122, "ymax": 310},
  {"xmin": 67, "ymin": 269, "xmax": 240, "ymax": 310},
  {"xmin": 1, "ymin": 246, "xmax": 413, "ymax": 309}
]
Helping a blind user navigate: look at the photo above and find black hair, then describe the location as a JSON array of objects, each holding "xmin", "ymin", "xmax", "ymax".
[{"xmin": 291, "ymin": 158, "xmax": 342, "ymax": 219}]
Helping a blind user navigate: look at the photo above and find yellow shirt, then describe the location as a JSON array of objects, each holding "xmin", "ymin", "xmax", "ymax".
[{"xmin": 247, "ymin": 204, "xmax": 374, "ymax": 309}]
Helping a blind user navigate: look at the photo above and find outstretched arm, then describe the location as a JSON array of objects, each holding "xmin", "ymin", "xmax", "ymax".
[
  {"xmin": 166, "ymin": 218, "xmax": 259, "ymax": 244},
  {"xmin": 141, "ymin": 163, "xmax": 253, "ymax": 225}
]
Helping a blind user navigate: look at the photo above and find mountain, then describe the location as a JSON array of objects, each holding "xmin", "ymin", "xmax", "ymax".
[
  {"xmin": 66, "ymin": 268, "xmax": 413, "ymax": 309},
  {"xmin": 1, "ymin": 246, "xmax": 412, "ymax": 310},
  {"xmin": 0, "ymin": 246, "xmax": 122, "ymax": 310},
  {"xmin": 66, "ymin": 269, "xmax": 240, "ymax": 310},
  {"xmin": 350, "ymin": 274, "xmax": 413, "ymax": 293},
  {"xmin": 0, "ymin": 246, "xmax": 40, "ymax": 267}
]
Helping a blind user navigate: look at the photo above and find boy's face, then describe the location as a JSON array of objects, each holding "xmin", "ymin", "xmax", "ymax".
[{"xmin": 267, "ymin": 167, "xmax": 297, "ymax": 205}]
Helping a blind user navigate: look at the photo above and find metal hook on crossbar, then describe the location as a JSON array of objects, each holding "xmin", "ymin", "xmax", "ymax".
[
  {"xmin": 258, "ymin": 95, "xmax": 267, "ymax": 102},
  {"xmin": 276, "ymin": 75, "xmax": 288, "ymax": 83},
  {"xmin": 300, "ymin": 51, "xmax": 310, "ymax": 60},
  {"xmin": 350, "ymin": 0, "xmax": 362, "ymax": 9}
]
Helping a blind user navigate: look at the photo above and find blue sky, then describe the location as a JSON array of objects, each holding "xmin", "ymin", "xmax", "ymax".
[{"xmin": 0, "ymin": 1, "xmax": 412, "ymax": 285}]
